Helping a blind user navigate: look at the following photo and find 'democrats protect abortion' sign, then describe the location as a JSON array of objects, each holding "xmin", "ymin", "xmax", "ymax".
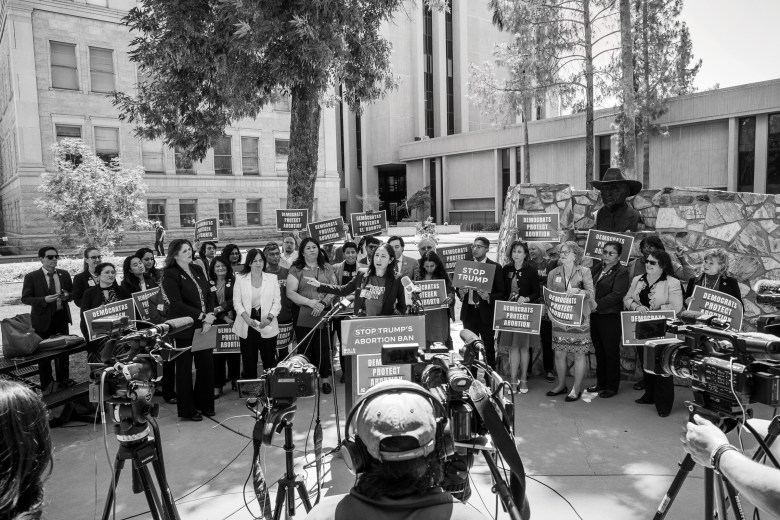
[
  {"xmin": 687, "ymin": 286, "xmax": 744, "ymax": 330},
  {"xmin": 276, "ymin": 322, "xmax": 294, "ymax": 351},
  {"xmin": 276, "ymin": 209, "xmax": 309, "ymax": 232},
  {"xmin": 436, "ymin": 245, "xmax": 473, "ymax": 274},
  {"xmin": 341, "ymin": 316, "xmax": 425, "ymax": 395},
  {"xmin": 583, "ymin": 229, "xmax": 633, "ymax": 266},
  {"xmin": 307, "ymin": 217, "xmax": 346, "ymax": 245},
  {"xmin": 515, "ymin": 213, "xmax": 559, "ymax": 242},
  {"xmin": 194, "ymin": 218, "xmax": 219, "ymax": 243},
  {"xmin": 416, "ymin": 279, "xmax": 448, "ymax": 310},
  {"xmin": 451, "ymin": 260, "xmax": 496, "ymax": 293},
  {"xmin": 83, "ymin": 298, "xmax": 135, "ymax": 341},
  {"xmin": 493, "ymin": 301, "xmax": 543, "ymax": 334},
  {"xmin": 214, "ymin": 325, "xmax": 241, "ymax": 354},
  {"xmin": 543, "ymin": 287, "xmax": 585, "ymax": 327},
  {"xmin": 620, "ymin": 310, "xmax": 677, "ymax": 346},
  {"xmin": 131, "ymin": 287, "xmax": 160, "ymax": 322},
  {"xmin": 350, "ymin": 211, "xmax": 387, "ymax": 236}
]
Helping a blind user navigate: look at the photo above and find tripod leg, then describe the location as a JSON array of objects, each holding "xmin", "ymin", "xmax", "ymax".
[
  {"xmin": 326, "ymin": 321, "xmax": 342, "ymax": 447},
  {"xmin": 717, "ymin": 474, "xmax": 747, "ymax": 520},
  {"xmin": 101, "ymin": 457, "xmax": 126, "ymax": 520},
  {"xmin": 136, "ymin": 465, "xmax": 166, "ymax": 520},
  {"xmin": 295, "ymin": 479, "xmax": 312, "ymax": 512},
  {"xmin": 652, "ymin": 454, "xmax": 697, "ymax": 520},
  {"xmin": 273, "ymin": 482, "xmax": 288, "ymax": 520},
  {"xmin": 705, "ymin": 468, "xmax": 714, "ymax": 520},
  {"xmin": 148, "ymin": 423, "xmax": 181, "ymax": 520}
]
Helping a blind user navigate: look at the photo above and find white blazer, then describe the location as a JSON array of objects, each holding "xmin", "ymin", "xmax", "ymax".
[{"xmin": 232, "ymin": 272, "xmax": 282, "ymax": 339}]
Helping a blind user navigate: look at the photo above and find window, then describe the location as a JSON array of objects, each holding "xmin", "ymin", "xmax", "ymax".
[
  {"xmin": 218, "ymin": 199, "xmax": 235, "ymax": 227},
  {"xmin": 55, "ymin": 125, "xmax": 82, "ymax": 164},
  {"xmin": 423, "ymin": 6, "xmax": 434, "ymax": 138},
  {"xmin": 241, "ymin": 137, "xmax": 259, "ymax": 175},
  {"xmin": 94, "ymin": 127, "xmax": 119, "ymax": 163},
  {"xmin": 141, "ymin": 139, "xmax": 164, "ymax": 173},
  {"xmin": 768, "ymin": 113, "xmax": 780, "ymax": 194},
  {"xmin": 89, "ymin": 47, "xmax": 114, "ymax": 93},
  {"xmin": 179, "ymin": 199, "xmax": 197, "ymax": 227},
  {"xmin": 445, "ymin": 0, "xmax": 454, "ymax": 135},
  {"xmin": 275, "ymin": 139, "xmax": 289, "ymax": 174},
  {"xmin": 273, "ymin": 95, "xmax": 290, "ymax": 112},
  {"xmin": 214, "ymin": 136, "xmax": 232, "ymax": 175},
  {"xmin": 599, "ymin": 135, "xmax": 612, "ymax": 180},
  {"xmin": 247, "ymin": 199, "xmax": 262, "ymax": 225},
  {"xmin": 175, "ymin": 146, "xmax": 194, "ymax": 174},
  {"xmin": 737, "ymin": 116, "xmax": 756, "ymax": 193},
  {"xmin": 147, "ymin": 199, "xmax": 166, "ymax": 228},
  {"xmin": 501, "ymin": 149, "xmax": 510, "ymax": 210},
  {"xmin": 50, "ymin": 42, "xmax": 78, "ymax": 90}
]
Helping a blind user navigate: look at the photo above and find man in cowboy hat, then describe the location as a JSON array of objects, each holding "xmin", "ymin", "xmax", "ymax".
[{"xmin": 591, "ymin": 167, "xmax": 643, "ymax": 232}]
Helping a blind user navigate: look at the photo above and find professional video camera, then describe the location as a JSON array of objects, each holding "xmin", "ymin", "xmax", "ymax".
[
  {"xmin": 636, "ymin": 310, "xmax": 780, "ymax": 419},
  {"xmin": 381, "ymin": 329, "xmax": 530, "ymax": 520}
]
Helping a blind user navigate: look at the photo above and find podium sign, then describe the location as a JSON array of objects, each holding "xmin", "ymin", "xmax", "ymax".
[{"xmin": 83, "ymin": 298, "xmax": 135, "ymax": 341}]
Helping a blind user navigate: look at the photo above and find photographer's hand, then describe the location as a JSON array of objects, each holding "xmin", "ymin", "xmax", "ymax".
[{"xmin": 681, "ymin": 414, "xmax": 729, "ymax": 467}]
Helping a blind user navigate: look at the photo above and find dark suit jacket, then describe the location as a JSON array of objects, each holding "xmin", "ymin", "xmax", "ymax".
[
  {"xmin": 316, "ymin": 271, "xmax": 407, "ymax": 316},
  {"xmin": 21, "ymin": 268, "xmax": 74, "ymax": 335},
  {"xmin": 590, "ymin": 262, "xmax": 630, "ymax": 314},
  {"xmin": 72, "ymin": 270, "xmax": 97, "ymax": 308},
  {"xmin": 161, "ymin": 263, "xmax": 214, "ymax": 340},
  {"xmin": 684, "ymin": 275, "xmax": 743, "ymax": 307},
  {"xmin": 209, "ymin": 275, "xmax": 235, "ymax": 321},
  {"xmin": 458, "ymin": 258, "xmax": 505, "ymax": 323},
  {"xmin": 81, "ymin": 283, "xmax": 132, "ymax": 314},
  {"xmin": 502, "ymin": 264, "xmax": 540, "ymax": 302},
  {"xmin": 121, "ymin": 275, "xmax": 166, "ymax": 325}
]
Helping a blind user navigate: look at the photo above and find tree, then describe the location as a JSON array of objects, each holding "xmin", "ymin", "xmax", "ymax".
[
  {"xmin": 617, "ymin": 0, "xmax": 636, "ymax": 178},
  {"xmin": 484, "ymin": 0, "xmax": 621, "ymax": 185},
  {"xmin": 114, "ymin": 0, "xmax": 443, "ymax": 215},
  {"xmin": 36, "ymin": 139, "xmax": 149, "ymax": 252},
  {"xmin": 406, "ymin": 185, "xmax": 432, "ymax": 220}
]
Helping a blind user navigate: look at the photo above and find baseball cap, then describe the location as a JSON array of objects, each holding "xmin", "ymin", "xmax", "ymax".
[{"xmin": 355, "ymin": 380, "xmax": 438, "ymax": 462}]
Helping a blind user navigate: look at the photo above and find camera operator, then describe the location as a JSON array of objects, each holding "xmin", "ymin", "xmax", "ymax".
[
  {"xmin": 682, "ymin": 414, "xmax": 780, "ymax": 517},
  {"xmin": 304, "ymin": 380, "xmax": 486, "ymax": 520}
]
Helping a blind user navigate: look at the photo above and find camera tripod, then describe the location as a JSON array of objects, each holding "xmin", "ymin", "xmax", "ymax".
[{"xmin": 101, "ymin": 400, "xmax": 180, "ymax": 520}]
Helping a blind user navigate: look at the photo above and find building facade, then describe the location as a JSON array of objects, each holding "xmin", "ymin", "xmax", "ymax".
[{"xmin": 0, "ymin": 0, "xmax": 340, "ymax": 253}]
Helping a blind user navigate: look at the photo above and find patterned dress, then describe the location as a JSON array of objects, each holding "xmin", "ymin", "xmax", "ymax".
[{"xmin": 547, "ymin": 264, "xmax": 595, "ymax": 354}]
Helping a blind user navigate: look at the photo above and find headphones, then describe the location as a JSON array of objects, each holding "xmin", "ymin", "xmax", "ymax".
[{"xmin": 341, "ymin": 380, "xmax": 454, "ymax": 474}]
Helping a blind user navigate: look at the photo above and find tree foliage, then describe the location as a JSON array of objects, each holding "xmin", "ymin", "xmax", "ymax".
[
  {"xmin": 114, "ymin": 0, "xmax": 442, "ymax": 214},
  {"xmin": 36, "ymin": 139, "xmax": 149, "ymax": 252},
  {"xmin": 406, "ymin": 185, "xmax": 432, "ymax": 220}
]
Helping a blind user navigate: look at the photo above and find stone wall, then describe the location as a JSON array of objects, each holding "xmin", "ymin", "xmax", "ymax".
[{"xmin": 496, "ymin": 184, "xmax": 780, "ymax": 379}]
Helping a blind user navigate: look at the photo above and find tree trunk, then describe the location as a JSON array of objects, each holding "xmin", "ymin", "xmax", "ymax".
[
  {"xmin": 641, "ymin": 0, "xmax": 650, "ymax": 187},
  {"xmin": 522, "ymin": 105, "xmax": 531, "ymax": 183},
  {"xmin": 584, "ymin": 0, "xmax": 595, "ymax": 185},
  {"xmin": 619, "ymin": 0, "xmax": 637, "ymax": 179},
  {"xmin": 287, "ymin": 82, "xmax": 321, "ymax": 213}
]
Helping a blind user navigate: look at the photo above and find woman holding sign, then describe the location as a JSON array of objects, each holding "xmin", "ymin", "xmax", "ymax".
[
  {"xmin": 624, "ymin": 250, "xmax": 684, "ymax": 417},
  {"xmin": 210, "ymin": 257, "xmax": 239, "ymax": 398},
  {"xmin": 683, "ymin": 249, "xmax": 743, "ymax": 308},
  {"xmin": 81, "ymin": 263, "xmax": 132, "ymax": 357},
  {"xmin": 415, "ymin": 251, "xmax": 456, "ymax": 349},
  {"xmin": 546, "ymin": 242, "xmax": 595, "ymax": 402},
  {"xmin": 501, "ymin": 241, "xmax": 540, "ymax": 394},
  {"xmin": 121, "ymin": 254, "xmax": 165, "ymax": 324}
]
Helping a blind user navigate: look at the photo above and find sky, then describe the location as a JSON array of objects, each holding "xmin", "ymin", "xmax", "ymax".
[{"xmin": 681, "ymin": 0, "xmax": 780, "ymax": 90}]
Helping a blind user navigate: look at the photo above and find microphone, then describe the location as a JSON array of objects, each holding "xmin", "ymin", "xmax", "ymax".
[
  {"xmin": 459, "ymin": 329, "xmax": 484, "ymax": 365},
  {"xmin": 323, "ymin": 298, "xmax": 352, "ymax": 319},
  {"xmin": 401, "ymin": 276, "xmax": 421, "ymax": 294},
  {"xmin": 460, "ymin": 329, "xmax": 484, "ymax": 348},
  {"xmin": 140, "ymin": 317, "xmax": 194, "ymax": 338},
  {"xmin": 678, "ymin": 310, "xmax": 730, "ymax": 329}
]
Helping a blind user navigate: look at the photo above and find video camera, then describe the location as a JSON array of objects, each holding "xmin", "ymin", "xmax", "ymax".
[{"xmin": 637, "ymin": 310, "xmax": 780, "ymax": 416}]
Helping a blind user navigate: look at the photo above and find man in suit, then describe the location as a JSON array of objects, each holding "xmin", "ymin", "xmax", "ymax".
[
  {"xmin": 388, "ymin": 236, "xmax": 418, "ymax": 280},
  {"xmin": 456, "ymin": 236, "xmax": 504, "ymax": 371},
  {"xmin": 20, "ymin": 246, "xmax": 74, "ymax": 390}
]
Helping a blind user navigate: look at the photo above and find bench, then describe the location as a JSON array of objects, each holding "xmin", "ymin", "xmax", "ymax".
[{"xmin": 0, "ymin": 341, "xmax": 90, "ymax": 408}]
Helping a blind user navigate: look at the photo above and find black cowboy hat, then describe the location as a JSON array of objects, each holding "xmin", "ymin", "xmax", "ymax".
[{"xmin": 591, "ymin": 167, "xmax": 643, "ymax": 196}]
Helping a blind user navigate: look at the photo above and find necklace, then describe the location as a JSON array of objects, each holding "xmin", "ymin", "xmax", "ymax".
[{"xmin": 702, "ymin": 274, "xmax": 720, "ymax": 290}]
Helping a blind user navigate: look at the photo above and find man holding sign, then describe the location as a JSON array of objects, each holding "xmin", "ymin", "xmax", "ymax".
[{"xmin": 454, "ymin": 237, "xmax": 504, "ymax": 371}]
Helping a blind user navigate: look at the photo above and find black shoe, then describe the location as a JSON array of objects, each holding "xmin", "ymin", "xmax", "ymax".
[
  {"xmin": 658, "ymin": 410, "xmax": 670, "ymax": 418},
  {"xmin": 546, "ymin": 386, "xmax": 568, "ymax": 397},
  {"xmin": 180, "ymin": 412, "xmax": 202, "ymax": 422},
  {"xmin": 633, "ymin": 380, "xmax": 645, "ymax": 391},
  {"xmin": 565, "ymin": 390, "xmax": 582, "ymax": 402},
  {"xmin": 201, "ymin": 410, "xmax": 215, "ymax": 418},
  {"xmin": 164, "ymin": 397, "xmax": 178, "ymax": 405},
  {"xmin": 545, "ymin": 372, "xmax": 556, "ymax": 383},
  {"xmin": 635, "ymin": 396, "xmax": 654, "ymax": 404},
  {"xmin": 231, "ymin": 380, "xmax": 238, "ymax": 391},
  {"xmin": 599, "ymin": 390, "xmax": 617, "ymax": 398},
  {"xmin": 214, "ymin": 388, "xmax": 223, "ymax": 399},
  {"xmin": 587, "ymin": 384, "xmax": 605, "ymax": 393},
  {"xmin": 322, "ymin": 383, "xmax": 332, "ymax": 394}
]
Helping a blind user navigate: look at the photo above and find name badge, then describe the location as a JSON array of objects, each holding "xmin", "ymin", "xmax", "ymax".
[
  {"xmin": 210, "ymin": 286, "xmax": 217, "ymax": 292},
  {"xmin": 157, "ymin": 304, "xmax": 165, "ymax": 311},
  {"xmin": 88, "ymin": 279, "xmax": 96, "ymax": 286},
  {"xmin": 555, "ymin": 277, "xmax": 562, "ymax": 283}
]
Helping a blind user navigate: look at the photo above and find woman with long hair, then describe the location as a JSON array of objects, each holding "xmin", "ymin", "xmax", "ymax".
[
  {"xmin": 501, "ymin": 241, "xmax": 540, "ymax": 394},
  {"xmin": 546, "ymin": 241, "xmax": 596, "ymax": 402},
  {"xmin": 121, "ymin": 254, "xmax": 166, "ymax": 325},
  {"xmin": 80, "ymin": 263, "xmax": 132, "ymax": 358},
  {"xmin": 414, "ymin": 250, "xmax": 455, "ymax": 349},
  {"xmin": 160, "ymin": 238, "xmax": 216, "ymax": 421},
  {"xmin": 624, "ymin": 250, "xmax": 684, "ymax": 417},
  {"xmin": 221, "ymin": 244, "xmax": 242, "ymax": 268},
  {"xmin": 232, "ymin": 249, "xmax": 281, "ymax": 379},
  {"xmin": 209, "ymin": 256, "xmax": 240, "ymax": 397},
  {"xmin": 0, "ymin": 380, "xmax": 52, "ymax": 520},
  {"xmin": 286, "ymin": 237, "xmax": 338, "ymax": 393},
  {"xmin": 136, "ymin": 247, "xmax": 162, "ymax": 283},
  {"xmin": 72, "ymin": 247, "xmax": 102, "ymax": 310}
]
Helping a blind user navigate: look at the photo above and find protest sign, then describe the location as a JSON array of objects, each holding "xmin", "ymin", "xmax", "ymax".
[
  {"xmin": 276, "ymin": 209, "xmax": 309, "ymax": 232},
  {"xmin": 276, "ymin": 322, "xmax": 294, "ymax": 352},
  {"xmin": 620, "ymin": 310, "xmax": 677, "ymax": 346},
  {"xmin": 583, "ymin": 229, "xmax": 634, "ymax": 266},
  {"xmin": 341, "ymin": 316, "xmax": 425, "ymax": 398},
  {"xmin": 515, "ymin": 213, "xmax": 559, "ymax": 242},
  {"xmin": 194, "ymin": 218, "xmax": 219, "ymax": 243},
  {"xmin": 436, "ymin": 245, "xmax": 473, "ymax": 274},
  {"xmin": 416, "ymin": 280, "xmax": 449, "ymax": 310},
  {"xmin": 307, "ymin": 217, "xmax": 346, "ymax": 245},
  {"xmin": 82, "ymin": 298, "xmax": 135, "ymax": 341},
  {"xmin": 493, "ymin": 301, "xmax": 543, "ymax": 334},
  {"xmin": 214, "ymin": 325, "xmax": 241, "ymax": 354},
  {"xmin": 687, "ymin": 286, "xmax": 744, "ymax": 330},
  {"xmin": 131, "ymin": 287, "xmax": 161, "ymax": 322},
  {"xmin": 451, "ymin": 260, "xmax": 496, "ymax": 293},
  {"xmin": 543, "ymin": 287, "xmax": 585, "ymax": 326},
  {"xmin": 350, "ymin": 210, "xmax": 387, "ymax": 236}
]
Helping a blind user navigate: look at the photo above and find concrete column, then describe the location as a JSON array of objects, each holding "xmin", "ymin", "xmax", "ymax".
[
  {"xmin": 509, "ymin": 147, "xmax": 518, "ymax": 186},
  {"xmin": 452, "ymin": 0, "xmax": 468, "ymax": 134},
  {"xmin": 755, "ymin": 114, "xmax": 769, "ymax": 193},
  {"xmin": 321, "ymin": 101, "xmax": 339, "ymax": 179},
  {"xmin": 518, "ymin": 144, "xmax": 527, "ymax": 184},
  {"xmin": 434, "ymin": 157, "xmax": 443, "ymax": 222},
  {"xmin": 9, "ymin": 8, "xmax": 44, "ymax": 167},
  {"xmin": 412, "ymin": 3, "xmax": 426, "ymax": 139},
  {"xmin": 727, "ymin": 117, "xmax": 738, "ymax": 191},
  {"xmin": 432, "ymin": 8, "xmax": 447, "ymax": 137},
  {"xmin": 441, "ymin": 155, "xmax": 449, "ymax": 221},
  {"xmin": 493, "ymin": 149, "xmax": 501, "ymax": 223}
]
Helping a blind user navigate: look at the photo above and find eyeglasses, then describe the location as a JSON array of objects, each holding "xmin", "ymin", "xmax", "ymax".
[
  {"xmin": 44, "ymin": 255, "xmax": 59, "ymax": 260},
  {"xmin": 88, "ymin": 255, "xmax": 102, "ymax": 260},
  {"xmin": 602, "ymin": 250, "xmax": 618, "ymax": 256},
  {"xmin": 472, "ymin": 244, "xmax": 487, "ymax": 249},
  {"xmin": 559, "ymin": 249, "xmax": 572, "ymax": 255},
  {"xmin": 646, "ymin": 260, "xmax": 658, "ymax": 266}
]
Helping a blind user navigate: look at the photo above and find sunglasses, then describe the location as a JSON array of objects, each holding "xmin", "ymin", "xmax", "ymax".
[
  {"xmin": 44, "ymin": 255, "xmax": 59, "ymax": 260},
  {"xmin": 646, "ymin": 260, "xmax": 658, "ymax": 266},
  {"xmin": 602, "ymin": 250, "xmax": 618, "ymax": 256},
  {"xmin": 88, "ymin": 255, "xmax": 102, "ymax": 260}
]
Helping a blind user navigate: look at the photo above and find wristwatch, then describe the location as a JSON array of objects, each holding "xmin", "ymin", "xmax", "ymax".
[{"xmin": 266, "ymin": 313, "xmax": 274, "ymax": 321}]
